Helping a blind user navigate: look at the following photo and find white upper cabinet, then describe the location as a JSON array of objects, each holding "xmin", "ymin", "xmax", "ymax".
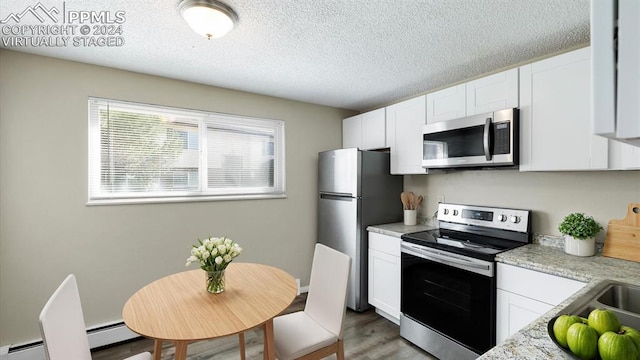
[
  {"xmin": 342, "ymin": 114, "xmax": 362, "ymax": 149},
  {"xmin": 466, "ymin": 69, "xmax": 519, "ymax": 115},
  {"xmin": 386, "ymin": 95, "xmax": 428, "ymax": 174},
  {"xmin": 519, "ymin": 47, "xmax": 638, "ymax": 171},
  {"xmin": 592, "ymin": 0, "xmax": 640, "ymax": 146},
  {"xmin": 361, "ymin": 108, "xmax": 386, "ymax": 150},
  {"xmin": 342, "ymin": 108, "xmax": 386, "ymax": 150},
  {"xmin": 426, "ymin": 69, "xmax": 519, "ymax": 124},
  {"xmin": 426, "ymin": 84, "xmax": 466, "ymax": 123}
]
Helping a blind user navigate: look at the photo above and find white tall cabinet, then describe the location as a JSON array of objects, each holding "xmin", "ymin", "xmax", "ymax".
[
  {"xmin": 386, "ymin": 95, "xmax": 428, "ymax": 174},
  {"xmin": 496, "ymin": 263, "xmax": 586, "ymax": 344}
]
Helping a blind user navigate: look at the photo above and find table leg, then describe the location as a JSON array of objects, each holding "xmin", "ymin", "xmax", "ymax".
[
  {"xmin": 239, "ymin": 332, "xmax": 246, "ymax": 360},
  {"xmin": 174, "ymin": 341, "xmax": 188, "ymax": 360},
  {"xmin": 263, "ymin": 319, "xmax": 275, "ymax": 360},
  {"xmin": 153, "ymin": 340, "xmax": 163, "ymax": 360}
]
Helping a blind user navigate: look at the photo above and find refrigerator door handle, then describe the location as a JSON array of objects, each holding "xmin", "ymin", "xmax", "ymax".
[{"xmin": 320, "ymin": 192, "xmax": 356, "ymax": 200}]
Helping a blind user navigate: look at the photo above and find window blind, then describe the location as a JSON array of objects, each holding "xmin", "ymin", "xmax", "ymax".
[{"xmin": 88, "ymin": 98, "xmax": 285, "ymax": 204}]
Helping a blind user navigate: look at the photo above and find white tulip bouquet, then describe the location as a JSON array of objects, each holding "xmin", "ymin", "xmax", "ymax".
[{"xmin": 186, "ymin": 236, "xmax": 243, "ymax": 272}]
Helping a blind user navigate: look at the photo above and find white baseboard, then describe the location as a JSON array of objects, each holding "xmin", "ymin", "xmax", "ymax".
[{"xmin": 5, "ymin": 321, "xmax": 139, "ymax": 360}]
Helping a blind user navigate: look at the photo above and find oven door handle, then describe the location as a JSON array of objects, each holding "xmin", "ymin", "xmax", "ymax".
[
  {"xmin": 402, "ymin": 243, "xmax": 491, "ymax": 272},
  {"xmin": 483, "ymin": 117, "xmax": 492, "ymax": 161}
]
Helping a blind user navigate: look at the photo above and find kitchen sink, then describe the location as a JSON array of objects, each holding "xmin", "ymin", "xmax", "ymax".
[
  {"xmin": 558, "ymin": 280, "xmax": 640, "ymax": 329},
  {"xmin": 596, "ymin": 284, "xmax": 640, "ymax": 314}
]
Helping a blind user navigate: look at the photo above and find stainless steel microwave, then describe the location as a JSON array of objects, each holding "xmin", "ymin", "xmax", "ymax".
[{"xmin": 422, "ymin": 108, "xmax": 518, "ymax": 169}]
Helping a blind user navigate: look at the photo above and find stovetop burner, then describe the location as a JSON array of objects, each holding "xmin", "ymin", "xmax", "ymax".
[
  {"xmin": 402, "ymin": 228, "xmax": 524, "ymax": 261},
  {"xmin": 401, "ymin": 203, "xmax": 532, "ymax": 262}
]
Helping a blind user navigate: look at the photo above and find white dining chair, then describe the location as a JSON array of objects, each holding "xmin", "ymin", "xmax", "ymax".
[
  {"xmin": 39, "ymin": 274, "xmax": 152, "ymax": 360},
  {"xmin": 273, "ymin": 243, "xmax": 352, "ymax": 360}
]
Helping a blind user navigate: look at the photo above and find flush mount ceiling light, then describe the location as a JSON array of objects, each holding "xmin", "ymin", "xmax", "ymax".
[{"xmin": 179, "ymin": 0, "xmax": 238, "ymax": 40}]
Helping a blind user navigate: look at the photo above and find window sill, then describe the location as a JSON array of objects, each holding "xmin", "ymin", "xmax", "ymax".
[{"xmin": 87, "ymin": 193, "xmax": 287, "ymax": 206}]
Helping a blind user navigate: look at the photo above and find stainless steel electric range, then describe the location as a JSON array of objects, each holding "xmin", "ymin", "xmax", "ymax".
[{"xmin": 400, "ymin": 202, "xmax": 532, "ymax": 360}]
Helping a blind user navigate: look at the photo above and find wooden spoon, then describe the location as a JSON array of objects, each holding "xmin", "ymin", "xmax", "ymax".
[
  {"xmin": 400, "ymin": 192, "xmax": 408, "ymax": 210},
  {"xmin": 416, "ymin": 195, "xmax": 424, "ymax": 208},
  {"xmin": 408, "ymin": 192, "xmax": 415, "ymax": 210}
]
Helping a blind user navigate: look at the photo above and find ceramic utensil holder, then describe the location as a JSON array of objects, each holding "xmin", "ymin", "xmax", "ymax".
[{"xmin": 404, "ymin": 210, "xmax": 417, "ymax": 226}]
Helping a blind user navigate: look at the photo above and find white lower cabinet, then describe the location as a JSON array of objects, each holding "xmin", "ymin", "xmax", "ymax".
[
  {"xmin": 496, "ymin": 263, "xmax": 586, "ymax": 344},
  {"xmin": 368, "ymin": 232, "xmax": 401, "ymax": 324}
]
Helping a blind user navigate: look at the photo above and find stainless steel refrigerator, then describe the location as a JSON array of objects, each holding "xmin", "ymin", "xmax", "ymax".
[{"xmin": 317, "ymin": 148, "xmax": 403, "ymax": 312}]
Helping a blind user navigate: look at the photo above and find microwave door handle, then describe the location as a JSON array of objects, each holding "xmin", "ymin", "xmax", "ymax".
[{"xmin": 483, "ymin": 117, "xmax": 492, "ymax": 161}]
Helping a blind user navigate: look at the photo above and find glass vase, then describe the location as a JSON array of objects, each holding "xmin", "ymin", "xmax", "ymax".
[{"xmin": 205, "ymin": 269, "xmax": 226, "ymax": 293}]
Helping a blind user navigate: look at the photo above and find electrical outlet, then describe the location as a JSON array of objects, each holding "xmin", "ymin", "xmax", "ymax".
[{"xmin": 296, "ymin": 278, "xmax": 301, "ymax": 295}]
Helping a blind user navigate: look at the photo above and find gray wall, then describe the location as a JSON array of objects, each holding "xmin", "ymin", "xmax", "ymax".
[
  {"xmin": 405, "ymin": 170, "xmax": 640, "ymax": 241},
  {"xmin": 0, "ymin": 49, "xmax": 354, "ymax": 345}
]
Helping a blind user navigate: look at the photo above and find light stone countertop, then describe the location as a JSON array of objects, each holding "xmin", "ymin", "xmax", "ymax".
[
  {"xmin": 481, "ymin": 244, "xmax": 640, "ymax": 360},
  {"xmin": 366, "ymin": 222, "xmax": 436, "ymax": 238}
]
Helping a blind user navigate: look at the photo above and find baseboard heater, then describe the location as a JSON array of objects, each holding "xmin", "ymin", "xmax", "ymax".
[{"xmin": 4, "ymin": 321, "xmax": 140, "ymax": 360}]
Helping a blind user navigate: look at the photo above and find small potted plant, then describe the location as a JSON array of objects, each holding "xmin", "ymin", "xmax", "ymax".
[{"xmin": 558, "ymin": 212, "xmax": 603, "ymax": 257}]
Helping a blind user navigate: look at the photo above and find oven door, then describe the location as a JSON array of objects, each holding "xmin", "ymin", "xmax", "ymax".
[{"xmin": 401, "ymin": 242, "xmax": 496, "ymax": 355}]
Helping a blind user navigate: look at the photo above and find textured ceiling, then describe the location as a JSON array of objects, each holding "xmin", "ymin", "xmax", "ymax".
[{"xmin": 0, "ymin": 0, "xmax": 590, "ymax": 111}]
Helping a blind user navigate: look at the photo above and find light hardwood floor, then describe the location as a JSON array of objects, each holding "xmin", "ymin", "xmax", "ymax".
[{"xmin": 92, "ymin": 294, "xmax": 435, "ymax": 360}]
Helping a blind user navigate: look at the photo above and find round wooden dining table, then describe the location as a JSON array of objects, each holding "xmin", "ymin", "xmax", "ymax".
[{"xmin": 123, "ymin": 263, "xmax": 298, "ymax": 360}]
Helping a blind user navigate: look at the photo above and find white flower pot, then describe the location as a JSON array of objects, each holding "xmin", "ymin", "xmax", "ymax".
[
  {"xmin": 404, "ymin": 210, "xmax": 417, "ymax": 225},
  {"xmin": 564, "ymin": 235, "xmax": 595, "ymax": 257}
]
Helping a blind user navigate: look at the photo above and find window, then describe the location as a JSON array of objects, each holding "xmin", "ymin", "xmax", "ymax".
[{"xmin": 88, "ymin": 98, "xmax": 285, "ymax": 204}]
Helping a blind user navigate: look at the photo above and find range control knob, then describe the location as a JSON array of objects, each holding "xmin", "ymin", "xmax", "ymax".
[
  {"xmin": 498, "ymin": 214, "xmax": 508, "ymax": 222},
  {"xmin": 510, "ymin": 216, "xmax": 521, "ymax": 224},
  {"xmin": 443, "ymin": 209, "xmax": 449, "ymax": 215},
  {"xmin": 452, "ymin": 210, "xmax": 459, "ymax": 216}
]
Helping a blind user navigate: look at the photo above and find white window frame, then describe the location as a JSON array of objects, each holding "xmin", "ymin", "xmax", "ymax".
[{"xmin": 88, "ymin": 97, "xmax": 286, "ymax": 205}]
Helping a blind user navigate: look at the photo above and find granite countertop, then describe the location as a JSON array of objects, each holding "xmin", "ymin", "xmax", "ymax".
[
  {"xmin": 481, "ymin": 244, "xmax": 640, "ymax": 360},
  {"xmin": 367, "ymin": 222, "xmax": 436, "ymax": 238}
]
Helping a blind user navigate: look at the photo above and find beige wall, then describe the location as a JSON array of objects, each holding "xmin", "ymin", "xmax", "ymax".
[
  {"xmin": 405, "ymin": 169, "xmax": 640, "ymax": 240},
  {"xmin": 0, "ymin": 49, "xmax": 354, "ymax": 345}
]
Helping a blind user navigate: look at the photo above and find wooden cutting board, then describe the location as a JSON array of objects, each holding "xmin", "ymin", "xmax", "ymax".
[{"xmin": 603, "ymin": 203, "xmax": 640, "ymax": 262}]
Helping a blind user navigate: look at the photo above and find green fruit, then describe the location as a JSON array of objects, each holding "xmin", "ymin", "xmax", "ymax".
[
  {"xmin": 588, "ymin": 309, "xmax": 621, "ymax": 336},
  {"xmin": 598, "ymin": 330, "xmax": 640, "ymax": 360},
  {"xmin": 554, "ymin": 315, "xmax": 585, "ymax": 348},
  {"xmin": 621, "ymin": 326, "xmax": 640, "ymax": 354},
  {"xmin": 567, "ymin": 323, "xmax": 599, "ymax": 360}
]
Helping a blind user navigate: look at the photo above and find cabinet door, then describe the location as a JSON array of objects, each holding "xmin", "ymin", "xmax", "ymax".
[
  {"xmin": 496, "ymin": 289, "xmax": 554, "ymax": 344},
  {"xmin": 368, "ymin": 248, "xmax": 400, "ymax": 321},
  {"xmin": 361, "ymin": 108, "xmax": 386, "ymax": 150},
  {"xmin": 609, "ymin": 140, "xmax": 640, "ymax": 170},
  {"xmin": 426, "ymin": 84, "xmax": 466, "ymax": 123},
  {"xmin": 342, "ymin": 114, "xmax": 362, "ymax": 149},
  {"xmin": 519, "ymin": 47, "xmax": 608, "ymax": 171},
  {"xmin": 386, "ymin": 96, "xmax": 428, "ymax": 174},
  {"xmin": 466, "ymin": 68, "xmax": 519, "ymax": 115}
]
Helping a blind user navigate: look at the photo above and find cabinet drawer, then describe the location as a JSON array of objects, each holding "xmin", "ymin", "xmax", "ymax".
[
  {"xmin": 369, "ymin": 232, "xmax": 400, "ymax": 256},
  {"xmin": 497, "ymin": 263, "xmax": 585, "ymax": 305}
]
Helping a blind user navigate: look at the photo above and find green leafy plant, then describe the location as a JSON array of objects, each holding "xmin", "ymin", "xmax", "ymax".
[{"xmin": 558, "ymin": 213, "xmax": 603, "ymax": 240}]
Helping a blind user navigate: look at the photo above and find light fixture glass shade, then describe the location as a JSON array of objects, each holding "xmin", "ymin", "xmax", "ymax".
[{"xmin": 179, "ymin": 0, "xmax": 238, "ymax": 39}]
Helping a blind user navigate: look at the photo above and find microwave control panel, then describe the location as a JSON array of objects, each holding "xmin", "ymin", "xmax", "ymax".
[{"xmin": 493, "ymin": 121, "xmax": 511, "ymax": 155}]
